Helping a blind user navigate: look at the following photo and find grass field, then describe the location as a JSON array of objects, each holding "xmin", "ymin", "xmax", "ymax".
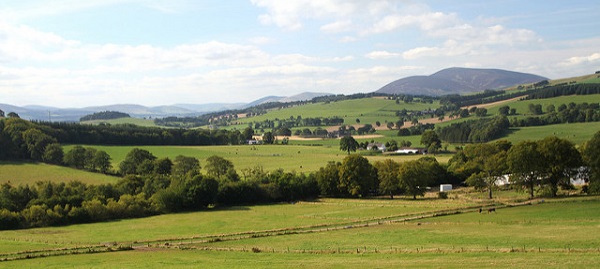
[
  {"xmin": 501, "ymin": 122, "xmax": 600, "ymax": 145},
  {"xmin": 81, "ymin": 117, "xmax": 158, "ymax": 127},
  {"xmin": 224, "ymin": 98, "xmax": 440, "ymax": 130},
  {"xmin": 61, "ymin": 144, "xmax": 450, "ymax": 175},
  {"xmin": 0, "ymin": 194, "xmax": 598, "ymax": 268},
  {"xmin": 0, "ymin": 161, "xmax": 120, "ymax": 185},
  {"xmin": 485, "ymin": 94, "xmax": 600, "ymax": 115}
]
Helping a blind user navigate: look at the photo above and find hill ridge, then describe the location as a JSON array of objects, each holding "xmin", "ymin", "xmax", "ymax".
[{"xmin": 376, "ymin": 67, "xmax": 548, "ymax": 96}]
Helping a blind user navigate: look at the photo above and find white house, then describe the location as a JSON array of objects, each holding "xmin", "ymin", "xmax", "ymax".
[
  {"xmin": 395, "ymin": 148, "xmax": 420, "ymax": 154},
  {"xmin": 366, "ymin": 143, "xmax": 386, "ymax": 152}
]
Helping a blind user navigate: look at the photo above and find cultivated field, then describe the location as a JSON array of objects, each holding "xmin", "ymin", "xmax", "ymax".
[{"xmin": 0, "ymin": 194, "xmax": 598, "ymax": 268}]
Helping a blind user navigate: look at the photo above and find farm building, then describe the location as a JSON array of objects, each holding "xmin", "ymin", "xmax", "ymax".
[
  {"xmin": 366, "ymin": 143, "xmax": 386, "ymax": 152},
  {"xmin": 440, "ymin": 184, "xmax": 453, "ymax": 192},
  {"xmin": 395, "ymin": 148, "xmax": 421, "ymax": 154}
]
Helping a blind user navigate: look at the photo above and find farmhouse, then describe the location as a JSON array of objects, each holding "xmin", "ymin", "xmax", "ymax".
[
  {"xmin": 395, "ymin": 148, "xmax": 421, "ymax": 154},
  {"xmin": 366, "ymin": 143, "xmax": 386, "ymax": 152}
]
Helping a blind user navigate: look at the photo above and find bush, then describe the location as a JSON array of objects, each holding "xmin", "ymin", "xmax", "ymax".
[{"xmin": 438, "ymin": 192, "xmax": 448, "ymax": 199}]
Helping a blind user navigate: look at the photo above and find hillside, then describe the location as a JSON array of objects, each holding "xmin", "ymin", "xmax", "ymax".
[{"xmin": 376, "ymin": 67, "xmax": 548, "ymax": 96}]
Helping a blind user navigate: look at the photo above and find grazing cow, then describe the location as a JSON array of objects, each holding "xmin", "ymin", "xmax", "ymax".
[
  {"xmin": 479, "ymin": 208, "xmax": 482, "ymax": 213},
  {"xmin": 487, "ymin": 208, "xmax": 496, "ymax": 213}
]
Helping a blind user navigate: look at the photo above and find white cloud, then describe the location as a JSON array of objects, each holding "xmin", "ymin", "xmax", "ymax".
[
  {"xmin": 560, "ymin": 53, "xmax": 600, "ymax": 67},
  {"xmin": 320, "ymin": 20, "xmax": 354, "ymax": 34},
  {"xmin": 365, "ymin": 50, "xmax": 402, "ymax": 60},
  {"xmin": 0, "ymin": 0, "xmax": 194, "ymax": 21}
]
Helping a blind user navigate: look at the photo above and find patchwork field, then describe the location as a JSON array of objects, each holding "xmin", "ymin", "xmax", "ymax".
[{"xmin": 0, "ymin": 195, "xmax": 598, "ymax": 268}]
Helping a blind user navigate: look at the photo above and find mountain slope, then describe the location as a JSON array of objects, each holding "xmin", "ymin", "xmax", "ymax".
[{"xmin": 376, "ymin": 67, "xmax": 548, "ymax": 96}]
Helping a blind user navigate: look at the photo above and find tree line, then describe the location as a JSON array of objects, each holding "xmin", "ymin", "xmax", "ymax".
[{"xmin": 79, "ymin": 111, "xmax": 130, "ymax": 122}]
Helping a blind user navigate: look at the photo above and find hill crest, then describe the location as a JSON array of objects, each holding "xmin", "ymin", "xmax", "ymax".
[{"xmin": 376, "ymin": 67, "xmax": 548, "ymax": 96}]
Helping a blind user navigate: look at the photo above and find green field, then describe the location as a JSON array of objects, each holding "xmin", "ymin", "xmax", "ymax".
[
  {"xmin": 81, "ymin": 117, "xmax": 158, "ymax": 127},
  {"xmin": 61, "ymin": 144, "xmax": 449, "ymax": 175},
  {"xmin": 0, "ymin": 161, "xmax": 120, "ymax": 185},
  {"xmin": 501, "ymin": 122, "xmax": 600, "ymax": 145},
  {"xmin": 225, "ymin": 98, "xmax": 440, "ymax": 130},
  {"xmin": 1, "ymin": 195, "xmax": 598, "ymax": 268},
  {"xmin": 485, "ymin": 94, "xmax": 600, "ymax": 115}
]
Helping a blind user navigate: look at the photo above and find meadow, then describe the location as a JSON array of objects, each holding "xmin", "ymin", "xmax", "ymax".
[
  {"xmin": 61, "ymin": 144, "xmax": 450, "ymax": 175},
  {"xmin": 0, "ymin": 161, "xmax": 120, "ymax": 185},
  {"xmin": 225, "ymin": 98, "xmax": 440, "ymax": 130},
  {"xmin": 0, "ymin": 194, "xmax": 598, "ymax": 268}
]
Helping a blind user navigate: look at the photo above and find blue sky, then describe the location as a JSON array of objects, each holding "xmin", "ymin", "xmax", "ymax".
[{"xmin": 0, "ymin": 0, "xmax": 599, "ymax": 107}]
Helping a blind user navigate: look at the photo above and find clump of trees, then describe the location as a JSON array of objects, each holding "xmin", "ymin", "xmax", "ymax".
[
  {"xmin": 79, "ymin": 111, "xmax": 130, "ymax": 122},
  {"xmin": 449, "ymin": 136, "xmax": 590, "ymax": 198},
  {"xmin": 437, "ymin": 116, "xmax": 509, "ymax": 143}
]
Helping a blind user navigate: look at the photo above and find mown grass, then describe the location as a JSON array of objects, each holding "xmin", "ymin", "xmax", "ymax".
[
  {"xmin": 0, "ymin": 161, "xmax": 120, "ymax": 185},
  {"xmin": 8, "ymin": 250, "xmax": 600, "ymax": 269},
  {"xmin": 1, "ymin": 195, "xmax": 598, "ymax": 268},
  {"xmin": 0, "ymin": 197, "xmax": 478, "ymax": 247}
]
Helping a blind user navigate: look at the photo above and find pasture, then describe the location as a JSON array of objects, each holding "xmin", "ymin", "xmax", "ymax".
[
  {"xmin": 61, "ymin": 144, "xmax": 449, "ymax": 175},
  {"xmin": 0, "ymin": 161, "xmax": 120, "ymax": 185},
  {"xmin": 485, "ymin": 94, "xmax": 600, "ymax": 115},
  {"xmin": 0, "ymin": 194, "xmax": 598, "ymax": 268},
  {"xmin": 80, "ymin": 117, "xmax": 157, "ymax": 127},
  {"xmin": 225, "ymin": 98, "xmax": 440, "ymax": 130}
]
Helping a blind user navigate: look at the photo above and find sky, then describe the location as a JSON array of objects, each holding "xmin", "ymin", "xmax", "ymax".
[{"xmin": 0, "ymin": 0, "xmax": 599, "ymax": 108}]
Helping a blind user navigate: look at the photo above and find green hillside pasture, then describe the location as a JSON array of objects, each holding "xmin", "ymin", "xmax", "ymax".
[
  {"xmin": 485, "ymin": 94, "xmax": 600, "ymax": 115},
  {"xmin": 63, "ymin": 144, "xmax": 452, "ymax": 173},
  {"xmin": 81, "ymin": 117, "xmax": 157, "ymax": 127},
  {"xmin": 228, "ymin": 98, "xmax": 440, "ymax": 130},
  {"xmin": 0, "ymin": 198, "xmax": 479, "ymax": 248},
  {"xmin": 5, "ymin": 197, "xmax": 597, "ymax": 268},
  {"xmin": 0, "ymin": 161, "xmax": 120, "ymax": 185},
  {"xmin": 501, "ymin": 122, "xmax": 600, "ymax": 145}
]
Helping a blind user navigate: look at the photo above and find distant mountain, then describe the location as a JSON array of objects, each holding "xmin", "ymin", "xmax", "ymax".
[
  {"xmin": 244, "ymin": 92, "xmax": 332, "ymax": 108},
  {"xmin": 0, "ymin": 92, "xmax": 333, "ymax": 122},
  {"xmin": 376, "ymin": 67, "xmax": 548, "ymax": 96}
]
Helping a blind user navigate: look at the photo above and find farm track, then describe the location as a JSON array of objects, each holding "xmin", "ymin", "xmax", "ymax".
[{"xmin": 0, "ymin": 199, "xmax": 545, "ymax": 262}]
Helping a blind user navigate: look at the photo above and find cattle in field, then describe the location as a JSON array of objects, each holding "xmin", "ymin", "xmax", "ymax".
[{"xmin": 487, "ymin": 208, "xmax": 496, "ymax": 213}]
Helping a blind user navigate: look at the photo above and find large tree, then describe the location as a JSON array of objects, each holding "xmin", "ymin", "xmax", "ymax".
[
  {"xmin": 315, "ymin": 161, "xmax": 342, "ymax": 196},
  {"xmin": 508, "ymin": 141, "xmax": 544, "ymax": 198},
  {"xmin": 119, "ymin": 148, "xmax": 156, "ymax": 175},
  {"xmin": 461, "ymin": 141, "xmax": 510, "ymax": 199},
  {"xmin": 374, "ymin": 159, "xmax": 401, "ymax": 199},
  {"xmin": 339, "ymin": 136, "xmax": 359, "ymax": 155},
  {"xmin": 399, "ymin": 157, "xmax": 438, "ymax": 199},
  {"xmin": 204, "ymin": 155, "xmax": 238, "ymax": 182},
  {"xmin": 93, "ymin": 150, "xmax": 112, "ymax": 174},
  {"xmin": 537, "ymin": 136, "xmax": 582, "ymax": 197},
  {"xmin": 172, "ymin": 155, "xmax": 201, "ymax": 178},
  {"xmin": 42, "ymin": 143, "xmax": 64, "ymax": 165},
  {"xmin": 582, "ymin": 131, "xmax": 600, "ymax": 193},
  {"xmin": 63, "ymin": 145, "xmax": 87, "ymax": 169},
  {"xmin": 420, "ymin": 130, "xmax": 441, "ymax": 154},
  {"xmin": 338, "ymin": 155, "xmax": 377, "ymax": 197},
  {"xmin": 22, "ymin": 128, "xmax": 56, "ymax": 161}
]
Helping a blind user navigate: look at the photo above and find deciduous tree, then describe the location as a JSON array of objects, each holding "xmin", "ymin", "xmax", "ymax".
[
  {"xmin": 339, "ymin": 136, "xmax": 358, "ymax": 155},
  {"xmin": 374, "ymin": 159, "xmax": 400, "ymax": 199},
  {"xmin": 338, "ymin": 155, "xmax": 377, "ymax": 197}
]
